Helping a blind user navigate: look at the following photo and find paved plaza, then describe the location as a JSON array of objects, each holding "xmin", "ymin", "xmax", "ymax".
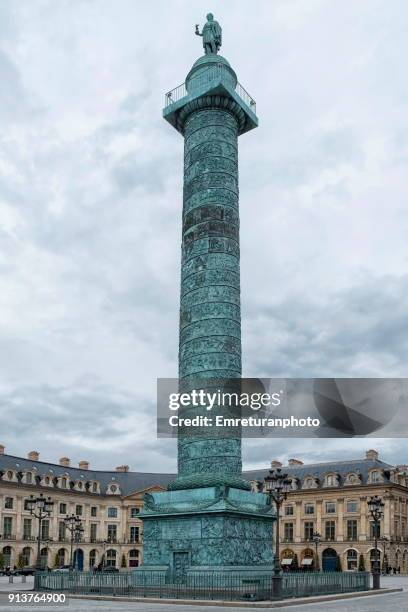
[{"xmin": 0, "ymin": 575, "xmax": 407, "ymax": 611}]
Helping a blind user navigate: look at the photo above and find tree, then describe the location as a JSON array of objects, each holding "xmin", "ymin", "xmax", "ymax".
[
  {"xmin": 121, "ymin": 553, "xmax": 127, "ymax": 569},
  {"xmin": 358, "ymin": 554, "xmax": 366, "ymax": 571}
]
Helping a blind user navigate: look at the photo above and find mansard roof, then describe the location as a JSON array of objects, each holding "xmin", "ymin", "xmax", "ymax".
[
  {"xmin": 245, "ymin": 457, "xmax": 394, "ymax": 486},
  {"xmin": 0, "ymin": 453, "xmax": 175, "ymax": 496},
  {"xmin": 0, "ymin": 453, "xmax": 395, "ymax": 496}
]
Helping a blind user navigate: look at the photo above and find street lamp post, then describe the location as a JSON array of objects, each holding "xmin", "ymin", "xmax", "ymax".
[
  {"xmin": 312, "ymin": 532, "xmax": 321, "ymax": 571},
  {"xmin": 379, "ymin": 536, "xmax": 389, "ymax": 574},
  {"xmin": 367, "ymin": 495, "xmax": 384, "ymax": 590},
  {"xmin": 73, "ymin": 523, "xmax": 84, "ymax": 570},
  {"xmin": 26, "ymin": 493, "xmax": 54, "ymax": 572},
  {"xmin": 63, "ymin": 514, "xmax": 83, "ymax": 571},
  {"xmin": 261, "ymin": 468, "xmax": 291, "ymax": 599}
]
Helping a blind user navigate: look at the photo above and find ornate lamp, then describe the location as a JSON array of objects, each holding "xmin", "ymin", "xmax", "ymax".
[
  {"xmin": 367, "ymin": 495, "xmax": 384, "ymax": 589},
  {"xmin": 261, "ymin": 468, "xmax": 291, "ymax": 599},
  {"xmin": 312, "ymin": 532, "xmax": 321, "ymax": 571},
  {"xmin": 27, "ymin": 493, "xmax": 54, "ymax": 574}
]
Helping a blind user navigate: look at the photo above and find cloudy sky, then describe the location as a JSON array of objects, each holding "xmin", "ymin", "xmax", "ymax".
[{"xmin": 0, "ymin": 0, "xmax": 407, "ymax": 472}]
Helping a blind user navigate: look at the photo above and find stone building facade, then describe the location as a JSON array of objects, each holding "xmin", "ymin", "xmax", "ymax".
[
  {"xmin": 0, "ymin": 445, "xmax": 172, "ymax": 571},
  {"xmin": 0, "ymin": 444, "xmax": 407, "ymax": 572},
  {"xmin": 248, "ymin": 449, "xmax": 408, "ymax": 573}
]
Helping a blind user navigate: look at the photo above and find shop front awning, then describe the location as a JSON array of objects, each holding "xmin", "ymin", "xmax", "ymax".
[{"xmin": 281, "ymin": 558, "xmax": 293, "ymax": 565}]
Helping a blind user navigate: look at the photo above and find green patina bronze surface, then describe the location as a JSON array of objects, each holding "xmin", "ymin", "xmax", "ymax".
[{"xmin": 139, "ymin": 16, "xmax": 274, "ymax": 578}]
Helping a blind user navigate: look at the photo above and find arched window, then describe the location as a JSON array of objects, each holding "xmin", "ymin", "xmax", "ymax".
[
  {"xmin": 25, "ymin": 472, "xmax": 33, "ymax": 485},
  {"xmin": 89, "ymin": 549, "xmax": 98, "ymax": 569},
  {"xmin": 3, "ymin": 546, "xmax": 12, "ymax": 567},
  {"xmin": 346, "ymin": 549, "xmax": 358, "ymax": 570},
  {"xmin": 106, "ymin": 549, "xmax": 116, "ymax": 567},
  {"xmin": 61, "ymin": 478, "xmax": 67, "ymax": 488},
  {"xmin": 92, "ymin": 482, "xmax": 98, "ymax": 493},
  {"xmin": 56, "ymin": 549, "xmax": 65, "ymax": 567},
  {"xmin": 21, "ymin": 547, "xmax": 31, "ymax": 566},
  {"xmin": 6, "ymin": 471, "xmax": 13, "ymax": 480},
  {"xmin": 370, "ymin": 470, "xmax": 381, "ymax": 483},
  {"xmin": 301, "ymin": 548, "xmax": 314, "ymax": 570},
  {"xmin": 280, "ymin": 548, "xmax": 295, "ymax": 570}
]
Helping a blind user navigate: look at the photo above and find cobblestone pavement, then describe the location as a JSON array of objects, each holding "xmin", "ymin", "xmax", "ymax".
[
  {"xmin": 0, "ymin": 575, "xmax": 35, "ymax": 591},
  {"xmin": 0, "ymin": 576, "xmax": 407, "ymax": 611}
]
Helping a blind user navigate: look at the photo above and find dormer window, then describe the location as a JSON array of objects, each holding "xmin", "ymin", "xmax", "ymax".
[
  {"xmin": 345, "ymin": 473, "xmax": 359, "ymax": 485},
  {"xmin": 107, "ymin": 483, "xmax": 120, "ymax": 495},
  {"xmin": 25, "ymin": 472, "xmax": 33, "ymax": 485},
  {"xmin": 324, "ymin": 474, "xmax": 339, "ymax": 487},
  {"xmin": 303, "ymin": 477, "xmax": 317, "ymax": 489},
  {"xmin": 61, "ymin": 477, "xmax": 67, "ymax": 488},
  {"xmin": 287, "ymin": 477, "xmax": 298, "ymax": 490},
  {"xmin": 370, "ymin": 470, "xmax": 381, "ymax": 483}
]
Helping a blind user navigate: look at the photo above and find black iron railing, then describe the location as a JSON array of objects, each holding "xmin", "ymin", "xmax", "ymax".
[
  {"xmin": 165, "ymin": 65, "xmax": 256, "ymax": 114},
  {"xmin": 36, "ymin": 570, "xmax": 369, "ymax": 601}
]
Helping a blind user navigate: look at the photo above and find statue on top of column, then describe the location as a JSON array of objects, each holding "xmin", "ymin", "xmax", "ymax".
[{"xmin": 195, "ymin": 14, "xmax": 222, "ymax": 55}]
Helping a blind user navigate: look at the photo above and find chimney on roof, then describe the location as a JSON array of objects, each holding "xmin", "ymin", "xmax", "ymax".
[
  {"xmin": 59, "ymin": 457, "xmax": 70, "ymax": 467},
  {"xmin": 27, "ymin": 451, "xmax": 39, "ymax": 461},
  {"xmin": 288, "ymin": 458, "xmax": 304, "ymax": 466},
  {"xmin": 271, "ymin": 460, "xmax": 282, "ymax": 468},
  {"xmin": 366, "ymin": 449, "xmax": 379, "ymax": 461},
  {"xmin": 78, "ymin": 461, "xmax": 89, "ymax": 470},
  {"xmin": 115, "ymin": 465, "xmax": 129, "ymax": 472},
  {"xmin": 0, "ymin": 444, "xmax": 4, "ymax": 455}
]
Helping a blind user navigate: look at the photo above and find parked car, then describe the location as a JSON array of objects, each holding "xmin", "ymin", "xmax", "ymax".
[
  {"xmin": 102, "ymin": 566, "xmax": 119, "ymax": 573},
  {"xmin": 52, "ymin": 565, "xmax": 71, "ymax": 572}
]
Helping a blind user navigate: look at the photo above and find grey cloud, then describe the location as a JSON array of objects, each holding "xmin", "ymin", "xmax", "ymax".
[
  {"xmin": 244, "ymin": 273, "xmax": 408, "ymax": 378},
  {"xmin": 0, "ymin": 0, "xmax": 407, "ymax": 470},
  {"xmin": 112, "ymin": 154, "xmax": 169, "ymax": 194}
]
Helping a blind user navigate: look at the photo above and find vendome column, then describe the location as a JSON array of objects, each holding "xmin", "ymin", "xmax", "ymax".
[{"xmin": 139, "ymin": 15, "xmax": 275, "ymax": 581}]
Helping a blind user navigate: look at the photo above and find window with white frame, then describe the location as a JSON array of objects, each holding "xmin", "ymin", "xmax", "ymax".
[{"xmin": 346, "ymin": 500, "xmax": 359, "ymax": 513}]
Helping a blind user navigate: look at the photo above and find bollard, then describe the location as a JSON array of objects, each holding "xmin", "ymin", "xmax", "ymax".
[{"xmin": 8, "ymin": 575, "xmax": 13, "ymax": 583}]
